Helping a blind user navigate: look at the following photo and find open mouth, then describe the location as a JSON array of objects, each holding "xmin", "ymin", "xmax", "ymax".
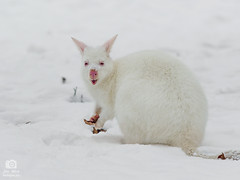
[{"xmin": 91, "ymin": 79, "xmax": 98, "ymax": 85}]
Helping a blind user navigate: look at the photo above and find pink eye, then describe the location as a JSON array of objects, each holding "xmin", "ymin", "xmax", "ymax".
[
  {"xmin": 99, "ymin": 62, "xmax": 104, "ymax": 66},
  {"xmin": 84, "ymin": 62, "xmax": 89, "ymax": 66}
]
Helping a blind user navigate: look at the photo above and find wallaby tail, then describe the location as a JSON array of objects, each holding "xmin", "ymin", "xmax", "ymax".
[{"xmin": 192, "ymin": 150, "xmax": 240, "ymax": 160}]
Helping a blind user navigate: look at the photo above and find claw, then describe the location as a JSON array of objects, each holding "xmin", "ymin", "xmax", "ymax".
[
  {"xmin": 83, "ymin": 114, "xmax": 100, "ymax": 126},
  {"xmin": 84, "ymin": 119, "xmax": 95, "ymax": 125},
  {"xmin": 92, "ymin": 127, "xmax": 107, "ymax": 134},
  {"xmin": 83, "ymin": 114, "xmax": 106, "ymax": 134}
]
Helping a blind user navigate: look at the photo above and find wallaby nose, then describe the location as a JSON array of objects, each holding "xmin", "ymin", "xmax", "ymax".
[{"xmin": 89, "ymin": 69, "xmax": 98, "ymax": 79}]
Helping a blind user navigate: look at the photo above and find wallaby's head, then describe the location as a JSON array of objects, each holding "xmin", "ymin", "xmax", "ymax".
[{"xmin": 72, "ymin": 35, "xmax": 117, "ymax": 86}]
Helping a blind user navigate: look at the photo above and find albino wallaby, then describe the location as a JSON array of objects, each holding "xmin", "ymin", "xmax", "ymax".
[{"xmin": 72, "ymin": 35, "xmax": 239, "ymax": 160}]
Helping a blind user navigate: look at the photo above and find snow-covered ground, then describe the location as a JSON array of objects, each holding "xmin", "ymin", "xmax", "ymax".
[{"xmin": 0, "ymin": 0, "xmax": 240, "ymax": 179}]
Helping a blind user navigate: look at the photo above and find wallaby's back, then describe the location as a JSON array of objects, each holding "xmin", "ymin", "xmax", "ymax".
[{"xmin": 114, "ymin": 50, "xmax": 207, "ymax": 154}]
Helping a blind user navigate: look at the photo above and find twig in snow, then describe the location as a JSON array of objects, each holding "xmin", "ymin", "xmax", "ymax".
[{"xmin": 73, "ymin": 87, "xmax": 78, "ymax": 96}]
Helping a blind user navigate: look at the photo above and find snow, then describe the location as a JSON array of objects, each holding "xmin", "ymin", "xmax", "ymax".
[{"xmin": 0, "ymin": 0, "xmax": 240, "ymax": 179}]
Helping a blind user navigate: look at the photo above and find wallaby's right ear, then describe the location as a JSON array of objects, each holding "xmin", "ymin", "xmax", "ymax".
[
  {"xmin": 71, "ymin": 37, "xmax": 87, "ymax": 55},
  {"xmin": 103, "ymin": 35, "xmax": 118, "ymax": 55}
]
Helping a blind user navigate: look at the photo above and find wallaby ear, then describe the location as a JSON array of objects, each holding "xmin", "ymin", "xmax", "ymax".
[
  {"xmin": 71, "ymin": 37, "xmax": 87, "ymax": 55},
  {"xmin": 102, "ymin": 34, "xmax": 118, "ymax": 54}
]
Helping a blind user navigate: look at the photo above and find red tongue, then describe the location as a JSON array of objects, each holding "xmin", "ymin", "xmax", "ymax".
[{"xmin": 91, "ymin": 80, "xmax": 97, "ymax": 85}]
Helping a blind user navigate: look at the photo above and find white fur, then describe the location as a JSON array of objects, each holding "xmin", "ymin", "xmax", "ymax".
[{"xmin": 72, "ymin": 36, "xmax": 208, "ymax": 155}]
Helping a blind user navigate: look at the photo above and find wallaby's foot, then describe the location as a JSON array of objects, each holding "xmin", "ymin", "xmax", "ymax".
[
  {"xmin": 182, "ymin": 147, "xmax": 196, "ymax": 156},
  {"xmin": 180, "ymin": 140, "xmax": 198, "ymax": 156},
  {"xmin": 92, "ymin": 127, "xmax": 107, "ymax": 134},
  {"xmin": 84, "ymin": 114, "xmax": 100, "ymax": 125}
]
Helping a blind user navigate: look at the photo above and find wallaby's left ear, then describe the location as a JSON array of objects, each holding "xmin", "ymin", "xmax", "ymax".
[
  {"xmin": 103, "ymin": 34, "xmax": 118, "ymax": 54},
  {"xmin": 71, "ymin": 37, "xmax": 87, "ymax": 55}
]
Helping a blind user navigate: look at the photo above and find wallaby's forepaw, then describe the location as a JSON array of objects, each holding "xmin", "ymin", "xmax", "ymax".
[
  {"xmin": 92, "ymin": 127, "xmax": 107, "ymax": 134},
  {"xmin": 83, "ymin": 114, "xmax": 107, "ymax": 134},
  {"xmin": 84, "ymin": 119, "xmax": 95, "ymax": 125},
  {"xmin": 84, "ymin": 114, "xmax": 100, "ymax": 125}
]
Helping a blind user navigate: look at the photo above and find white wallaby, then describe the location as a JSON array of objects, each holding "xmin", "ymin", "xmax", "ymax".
[{"xmin": 72, "ymin": 35, "xmax": 239, "ymax": 160}]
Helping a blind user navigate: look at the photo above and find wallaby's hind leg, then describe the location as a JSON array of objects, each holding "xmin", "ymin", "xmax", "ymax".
[
  {"xmin": 181, "ymin": 143, "xmax": 197, "ymax": 156},
  {"xmin": 178, "ymin": 132, "xmax": 202, "ymax": 156}
]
